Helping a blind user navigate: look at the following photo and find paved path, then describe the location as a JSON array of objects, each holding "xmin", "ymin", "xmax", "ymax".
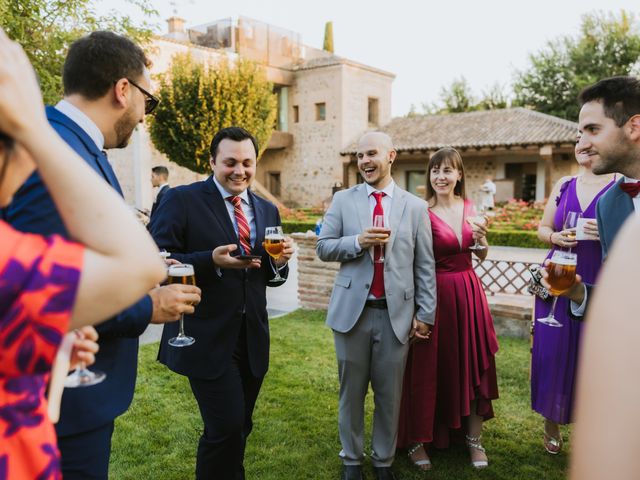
[{"xmin": 140, "ymin": 253, "xmax": 300, "ymax": 346}]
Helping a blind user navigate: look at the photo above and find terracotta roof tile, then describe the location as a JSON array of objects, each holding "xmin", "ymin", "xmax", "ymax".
[{"xmin": 341, "ymin": 108, "xmax": 578, "ymax": 155}]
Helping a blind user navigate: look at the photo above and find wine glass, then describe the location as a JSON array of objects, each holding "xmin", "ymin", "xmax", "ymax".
[
  {"xmin": 537, "ymin": 250, "xmax": 578, "ymax": 328},
  {"xmin": 167, "ymin": 263, "xmax": 196, "ymax": 347},
  {"xmin": 64, "ymin": 330, "xmax": 106, "ymax": 388},
  {"xmin": 563, "ymin": 211, "xmax": 582, "ymax": 251},
  {"xmin": 265, "ymin": 226, "xmax": 286, "ymax": 283},
  {"xmin": 468, "ymin": 206, "xmax": 488, "ymax": 251},
  {"xmin": 372, "ymin": 214, "xmax": 390, "ymax": 262}
]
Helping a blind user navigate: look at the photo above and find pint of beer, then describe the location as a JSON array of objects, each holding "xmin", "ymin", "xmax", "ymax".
[
  {"xmin": 546, "ymin": 250, "xmax": 577, "ymax": 296},
  {"xmin": 168, "ymin": 263, "xmax": 196, "ymax": 287},
  {"xmin": 264, "ymin": 226, "xmax": 285, "ymax": 260}
]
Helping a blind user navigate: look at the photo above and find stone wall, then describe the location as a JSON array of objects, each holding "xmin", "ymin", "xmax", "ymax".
[{"xmin": 292, "ymin": 232, "xmax": 533, "ymax": 338}]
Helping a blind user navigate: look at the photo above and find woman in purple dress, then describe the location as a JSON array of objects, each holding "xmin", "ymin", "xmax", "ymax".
[{"xmin": 532, "ymin": 136, "xmax": 616, "ymax": 454}]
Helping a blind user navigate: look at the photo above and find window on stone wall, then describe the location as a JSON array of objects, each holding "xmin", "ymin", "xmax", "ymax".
[
  {"xmin": 315, "ymin": 102, "xmax": 326, "ymax": 121},
  {"xmin": 293, "ymin": 105, "xmax": 299, "ymax": 123},
  {"xmin": 268, "ymin": 172, "xmax": 282, "ymax": 197},
  {"xmin": 406, "ymin": 170, "xmax": 426, "ymax": 198},
  {"xmin": 368, "ymin": 97, "xmax": 379, "ymax": 126}
]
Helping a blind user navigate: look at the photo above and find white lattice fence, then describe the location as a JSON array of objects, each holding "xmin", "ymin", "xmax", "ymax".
[{"xmin": 472, "ymin": 258, "xmax": 534, "ymax": 296}]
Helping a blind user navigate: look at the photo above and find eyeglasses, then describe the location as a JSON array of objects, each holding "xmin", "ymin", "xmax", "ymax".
[{"xmin": 127, "ymin": 78, "xmax": 159, "ymax": 115}]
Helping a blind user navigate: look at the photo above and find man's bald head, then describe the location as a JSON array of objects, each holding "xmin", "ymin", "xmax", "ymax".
[
  {"xmin": 358, "ymin": 131, "xmax": 395, "ymax": 153},
  {"xmin": 356, "ymin": 132, "xmax": 396, "ymax": 189}
]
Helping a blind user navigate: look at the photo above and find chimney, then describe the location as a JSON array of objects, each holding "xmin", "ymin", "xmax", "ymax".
[{"xmin": 165, "ymin": 16, "xmax": 188, "ymax": 41}]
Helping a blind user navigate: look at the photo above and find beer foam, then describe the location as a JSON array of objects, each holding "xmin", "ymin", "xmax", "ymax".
[
  {"xmin": 549, "ymin": 254, "xmax": 577, "ymax": 266},
  {"xmin": 168, "ymin": 264, "xmax": 194, "ymax": 276},
  {"xmin": 265, "ymin": 234, "xmax": 284, "ymax": 241}
]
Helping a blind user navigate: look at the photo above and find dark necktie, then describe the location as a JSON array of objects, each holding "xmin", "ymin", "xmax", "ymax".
[
  {"xmin": 228, "ymin": 196, "xmax": 252, "ymax": 254},
  {"xmin": 370, "ymin": 191, "xmax": 385, "ymax": 298},
  {"xmin": 620, "ymin": 181, "xmax": 640, "ymax": 198}
]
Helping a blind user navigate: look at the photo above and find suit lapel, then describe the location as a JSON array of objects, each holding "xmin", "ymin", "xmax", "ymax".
[
  {"xmin": 46, "ymin": 107, "xmax": 124, "ymax": 197},
  {"xmin": 354, "ymin": 184, "xmax": 373, "ymax": 260},
  {"xmin": 607, "ymin": 179, "xmax": 634, "ymax": 244},
  {"xmin": 387, "ymin": 187, "xmax": 407, "ymax": 255},
  {"xmin": 249, "ymin": 190, "xmax": 266, "ymax": 253},
  {"xmin": 202, "ymin": 177, "xmax": 238, "ymax": 246}
]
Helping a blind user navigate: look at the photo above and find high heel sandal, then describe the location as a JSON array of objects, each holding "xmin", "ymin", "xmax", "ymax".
[
  {"xmin": 465, "ymin": 434, "xmax": 488, "ymax": 469},
  {"xmin": 543, "ymin": 425, "xmax": 563, "ymax": 455},
  {"xmin": 407, "ymin": 443, "xmax": 432, "ymax": 471}
]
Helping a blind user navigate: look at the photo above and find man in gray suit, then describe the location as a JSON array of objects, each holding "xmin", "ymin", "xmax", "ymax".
[
  {"xmin": 543, "ymin": 76, "xmax": 640, "ymax": 315},
  {"xmin": 317, "ymin": 132, "xmax": 436, "ymax": 480}
]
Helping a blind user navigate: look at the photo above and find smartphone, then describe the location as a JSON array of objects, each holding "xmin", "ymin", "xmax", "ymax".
[{"xmin": 236, "ymin": 254, "xmax": 262, "ymax": 260}]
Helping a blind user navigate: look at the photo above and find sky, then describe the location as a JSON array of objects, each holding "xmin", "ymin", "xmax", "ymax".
[{"xmin": 96, "ymin": 0, "xmax": 639, "ymax": 117}]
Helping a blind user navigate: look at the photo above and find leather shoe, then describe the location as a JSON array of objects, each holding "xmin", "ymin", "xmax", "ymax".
[
  {"xmin": 341, "ymin": 465, "xmax": 363, "ymax": 480},
  {"xmin": 373, "ymin": 466, "xmax": 397, "ymax": 480}
]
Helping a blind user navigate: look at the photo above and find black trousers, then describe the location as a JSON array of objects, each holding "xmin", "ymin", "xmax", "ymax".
[
  {"xmin": 57, "ymin": 421, "xmax": 115, "ymax": 480},
  {"xmin": 188, "ymin": 327, "xmax": 264, "ymax": 480}
]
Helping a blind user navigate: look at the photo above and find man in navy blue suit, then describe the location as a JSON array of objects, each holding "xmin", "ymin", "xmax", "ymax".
[
  {"xmin": 3, "ymin": 31, "xmax": 201, "ymax": 479},
  {"xmin": 150, "ymin": 165, "xmax": 170, "ymax": 219},
  {"xmin": 542, "ymin": 76, "xmax": 640, "ymax": 316},
  {"xmin": 149, "ymin": 127, "xmax": 295, "ymax": 480}
]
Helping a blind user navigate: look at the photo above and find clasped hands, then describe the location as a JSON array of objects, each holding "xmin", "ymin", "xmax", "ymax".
[{"xmin": 409, "ymin": 317, "xmax": 431, "ymax": 342}]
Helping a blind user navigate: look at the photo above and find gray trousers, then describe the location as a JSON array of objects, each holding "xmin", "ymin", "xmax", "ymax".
[{"xmin": 333, "ymin": 306, "xmax": 409, "ymax": 467}]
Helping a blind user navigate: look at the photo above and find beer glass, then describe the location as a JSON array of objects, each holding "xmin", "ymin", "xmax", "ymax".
[
  {"xmin": 372, "ymin": 214, "xmax": 390, "ymax": 262},
  {"xmin": 265, "ymin": 226, "xmax": 285, "ymax": 283},
  {"xmin": 537, "ymin": 250, "xmax": 578, "ymax": 327},
  {"xmin": 64, "ymin": 330, "xmax": 106, "ymax": 388},
  {"xmin": 468, "ymin": 206, "xmax": 488, "ymax": 251},
  {"xmin": 168, "ymin": 263, "xmax": 196, "ymax": 347}
]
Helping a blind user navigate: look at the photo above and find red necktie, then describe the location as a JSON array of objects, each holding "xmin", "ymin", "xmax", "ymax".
[
  {"xmin": 620, "ymin": 181, "xmax": 640, "ymax": 198},
  {"xmin": 228, "ymin": 196, "xmax": 252, "ymax": 254},
  {"xmin": 370, "ymin": 192, "xmax": 385, "ymax": 298}
]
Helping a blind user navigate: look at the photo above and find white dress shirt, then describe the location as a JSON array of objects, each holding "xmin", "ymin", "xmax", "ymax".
[
  {"xmin": 354, "ymin": 181, "xmax": 395, "ymax": 252},
  {"xmin": 212, "ymin": 176, "xmax": 256, "ymax": 247}
]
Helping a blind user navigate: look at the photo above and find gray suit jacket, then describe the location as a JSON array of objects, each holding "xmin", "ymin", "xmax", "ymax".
[
  {"xmin": 316, "ymin": 183, "xmax": 436, "ymax": 343},
  {"xmin": 596, "ymin": 177, "xmax": 635, "ymax": 259}
]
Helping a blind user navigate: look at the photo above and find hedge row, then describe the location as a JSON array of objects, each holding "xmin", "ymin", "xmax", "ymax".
[{"xmin": 282, "ymin": 222, "xmax": 547, "ymax": 249}]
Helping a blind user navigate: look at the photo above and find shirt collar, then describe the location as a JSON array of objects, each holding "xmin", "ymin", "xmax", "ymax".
[
  {"xmin": 158, "ymin": 183, "xmax": 169, "ymax": 190},
  {"xmin": 365, "ymin": 180, "xmax": 395, "ymax": 199},
  {"xmin": 624, "ymin": 176, "xmax": 640, "ymax": 183},
  {"xmin": 55, "ymin": 99, "xmax": 105, "ymax": 151},
  {"xmin": 212, "ymin": 176, "xmax": 250, "ymax": 205}
]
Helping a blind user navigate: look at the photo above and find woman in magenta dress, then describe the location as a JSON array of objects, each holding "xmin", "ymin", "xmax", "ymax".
[
  {"xmin": 531, "ymin": 138, "xmax": 615, "ymax": 454},
  {"xmin": 398, "ymin": 147, "xmax": 499, "ymax": 470},
  {"xmin": 0, "ymin": 32, "xmax": 167, "ymax": 479}
]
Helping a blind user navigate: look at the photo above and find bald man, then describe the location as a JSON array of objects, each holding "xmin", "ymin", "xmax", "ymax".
[{"xmin": 317, "ymin": 132, "xmax": 436, "ymax": 480}]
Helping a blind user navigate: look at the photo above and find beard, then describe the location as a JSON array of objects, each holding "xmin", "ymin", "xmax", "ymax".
[
  {"xmin": 114, "ymin": 107, "xmax": 139, "ymax": 149},
  {"xmin": 592, "ymin": 132, "xmax": 635, "ymax": 176}
]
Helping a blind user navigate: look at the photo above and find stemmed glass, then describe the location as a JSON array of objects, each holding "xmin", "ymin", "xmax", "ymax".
[
  {"xmin": 64, "ymin": 329, "xmax": 106, "ymax": 388},
  {"xmin": 537, "ymin": 250, "xmax": 578, "ymax": 328},
  {"xmin": 563, "ymin": 211, "xmax": 582, "ymax": 251},
  {"xmin": 468, "ymin": 206, "xmax": 488, "ymax": 251},
  {"xmin": 372, "ymin": 214, "xmax": 390, "ymax": 262},
  {"xmin": 265, "ymin": 226, "xmax": 286, "ymax": 283},
  {"xmin": 167, "ymin": 263, "xmax": 196, "ymax": 347}
]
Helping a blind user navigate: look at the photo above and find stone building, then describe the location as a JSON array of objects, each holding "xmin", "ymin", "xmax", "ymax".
[
  {"xmin": 340, "ymin": 108, "xmax": 579, "ymax": 205},
  {"xmin": 109, "ymin": 16, "xmax": 393, "ymax": 210}
]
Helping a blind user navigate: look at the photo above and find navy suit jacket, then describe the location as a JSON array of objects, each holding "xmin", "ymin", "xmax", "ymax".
[
  {"xmin": 149, "ymin": 177, "xmax": 287, "ymax": 380},
  {"xmin": 150, "ymin": 184, "xmax": 170, "ymax": 219},
  {"xmin": 596, "ymin": 177, "xmax": 635, "ymax": 259},
  {"xmin": 3, "ymin": 106, "xmax": 152, "ymax": 436}
]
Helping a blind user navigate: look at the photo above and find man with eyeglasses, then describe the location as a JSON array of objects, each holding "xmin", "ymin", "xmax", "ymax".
[{"xmin": 2, "ymin": 31, "xmax": 197, "ymax": 480}]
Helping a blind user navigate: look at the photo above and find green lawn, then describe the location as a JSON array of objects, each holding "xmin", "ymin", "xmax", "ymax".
[{"xmin": 111, "ymin": 310, "xmax": 569, "ymax": 479}]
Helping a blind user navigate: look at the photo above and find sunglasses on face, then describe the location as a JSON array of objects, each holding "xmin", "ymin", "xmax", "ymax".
[{"xmin": 127, "ymin": 78, "xmax": 159, "ymax": 115}]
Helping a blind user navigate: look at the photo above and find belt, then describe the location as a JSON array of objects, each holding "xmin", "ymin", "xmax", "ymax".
[{"xmin": 365, "ymin": 298, "xmax": 387, "ymax": 309}]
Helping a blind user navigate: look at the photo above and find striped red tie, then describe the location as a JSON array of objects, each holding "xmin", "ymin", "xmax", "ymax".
[
  {"xmin": 370, "ymin": 191, "xmax": 385, "ymax": 298},
  {"xmin": 228, "ymin": 196, "xmax": 252, "ymax": 254}
]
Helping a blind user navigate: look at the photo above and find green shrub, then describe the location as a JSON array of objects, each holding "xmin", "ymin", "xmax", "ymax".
[
  {"xmin": 488, "ymin": 229, "xmax": 547, "ymax": 249},
  {"xmin": 282, "ymin": 220, "xmax": 316, "ymax": 234}
]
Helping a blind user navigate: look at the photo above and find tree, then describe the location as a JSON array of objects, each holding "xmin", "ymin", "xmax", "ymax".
[
  {"xmin": 323, "ymin": 21, "xmax": 334, "ymax": 53},
  {"xmin": 148, "ymin": 54, "xmax": 277, "ymax": 174},
  {"xmin": 513, "ymin": 10, "xmax": 640, "ymax": 120},
  {"xmin": 0, "ymin": 0, "xmax": 156, "ymax": 104}
]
